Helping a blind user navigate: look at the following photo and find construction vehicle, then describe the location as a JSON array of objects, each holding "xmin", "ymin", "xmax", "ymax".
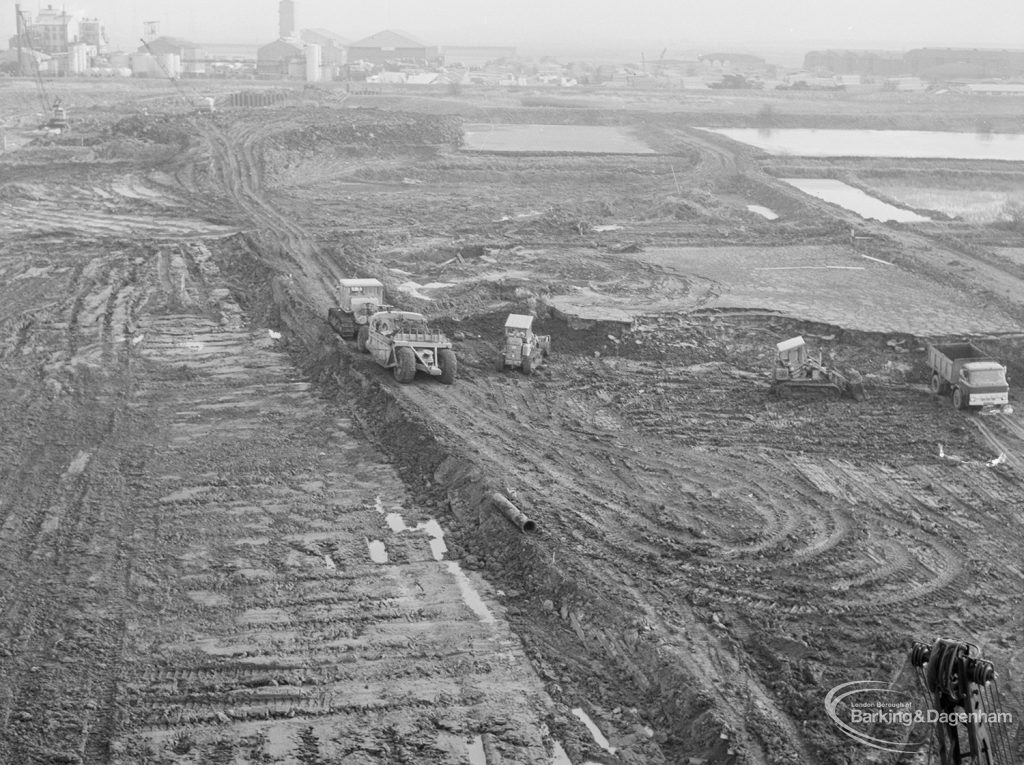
[
  {"xmin": 358, "ymin": 309, "xmax": 456, "ymax": 384},
  {"xmin": 16, "ymin": 5, "xmax": 69, "ymax": 133},
  {"xmin": 771, "ymin": 336, "xmax": 865, "ymax": 400},
  {"xmin": 927, "ymin": 342, "xmax": 1012, "ymax": 413},
  {"xmin": 42, "ymin": 97, "xmax": 69, "ymax": 132},
  {"xmin": 911, "ymin": 638, "xmax": 1015, "ymax": 764},
  {"xmin": 139, "ymin": 38, "xmax": 216, "ymax": 115},
  {"xmin": 497, "ymin": 314, "xmax": 551, "ymax": 374},
  {"xmin": 328, "ymin": 278, "xmax": 385, "ymax": 339}
]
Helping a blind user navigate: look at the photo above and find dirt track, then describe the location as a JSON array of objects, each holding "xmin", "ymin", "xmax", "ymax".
[{"xmin": 1, "ymin": 80, "xmax": 1024, "ymax": 764}]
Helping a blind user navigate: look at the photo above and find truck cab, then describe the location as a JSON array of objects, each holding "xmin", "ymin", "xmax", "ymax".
[{"xmin": 957, "ymin": 361, "xmax": 1008, "ymax": 406}]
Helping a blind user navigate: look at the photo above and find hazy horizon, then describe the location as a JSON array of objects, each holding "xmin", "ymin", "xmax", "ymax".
[{"xmin": 4, "ymin": 0, "xmax": 1023, "ymax": 62}]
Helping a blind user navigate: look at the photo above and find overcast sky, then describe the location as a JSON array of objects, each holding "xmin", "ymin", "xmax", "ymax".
[{"xmin": 5, "ymin": 0, "xmax": 1023, "ymax": 56}]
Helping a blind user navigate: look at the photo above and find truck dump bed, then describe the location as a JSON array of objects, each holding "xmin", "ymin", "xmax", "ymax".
[{"xmin": 929, "ymin": 343, "xmax": 992, "ymax": 363}]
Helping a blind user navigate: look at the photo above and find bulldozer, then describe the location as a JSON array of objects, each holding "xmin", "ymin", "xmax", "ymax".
[
  {"xmin": 771, "ymin": 336, "xmax": 865, "ymax": 401},
  {"xmin": 497, "ymin": 314, "xmax": 551, "ymax": 374},
  {"xmin": 327, "ymin": 278, "xmax": 385, "ymax": 339}
]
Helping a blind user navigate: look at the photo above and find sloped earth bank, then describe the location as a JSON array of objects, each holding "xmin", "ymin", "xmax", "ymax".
[{"xmin": 1, "ymin": 99, "xmax": 1023, "ymax": 764}]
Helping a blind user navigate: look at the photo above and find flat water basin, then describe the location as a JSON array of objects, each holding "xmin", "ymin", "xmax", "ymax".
[
  {"xmin": 702, "ymin": 128, "xmax": 1024, "ymax": 161},
  {"xmin": 782, "ymin": 178, "xmax": 931, "ymax": 222},
  {"xmin": 463, "ymin": 124, "xmax": 655, "ymax": 154}
]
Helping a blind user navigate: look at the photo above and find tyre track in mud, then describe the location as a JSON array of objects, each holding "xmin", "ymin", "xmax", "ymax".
[
  {"xmin": 394, "ymin": 368, "xmax": 816, "ymax": 763},
  {"xmin": 0, "ymin": 345, "xmax": 148, "ymax": 763},
  {"xmin": 386, "ymin": 341, "xmax": 1024, "ymax": 761},
  {"xmin": 104, "ymin": 252, "xmax": 560, "ymax": 764},
  {"xmin": 0, "ymin": 119, "xmax": 574, "ymax": 763},
  {"xmin": 196, "ymin": 120, "xmax": 349, "ymax": 304}
]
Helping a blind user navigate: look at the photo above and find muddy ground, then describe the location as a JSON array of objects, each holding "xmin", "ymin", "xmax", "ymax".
[{"xmin": 1, "ymin": 78, "xmax": 1024, "ymax": 764}]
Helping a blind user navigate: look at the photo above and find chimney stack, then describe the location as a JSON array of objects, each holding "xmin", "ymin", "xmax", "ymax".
[{"xmin": 278, "ymin": 0, "xmax": 295, "ymax": 39}]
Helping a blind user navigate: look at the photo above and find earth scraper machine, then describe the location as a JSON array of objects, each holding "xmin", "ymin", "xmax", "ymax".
[{"xmin": 911, "ymin": 638, "xmax": 1017, "ymax": 764}]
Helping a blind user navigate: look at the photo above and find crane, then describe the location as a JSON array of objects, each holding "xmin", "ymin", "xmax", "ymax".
[
  {"xmin": 15, "ymin": 4, "xmax": 68, "ymax": 131},
  {"xmin": 139, "ymin": 38, "xmax": 215, "ymax": 114},
  {"xmin": 910, "ymin": 638, "xmax": 1016, "ymax": 764}
]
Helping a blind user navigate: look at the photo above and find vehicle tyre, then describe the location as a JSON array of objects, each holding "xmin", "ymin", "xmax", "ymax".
[
  {"xmin": 953, "ymin": 387, "xmax": 967, "ymax": 410},
  {"xmin": 930, "ymin": 373, "xmax": 942, "ymax": 395},
  {"xmin": 394, "ymin": 346, "xmax": 416, "ymax": 383},
  {"xmin": 357, "ymin": 325, "xmax": 369, "ymax": 353},
  {"xmin": 438, "ymin": 349, "xmax": 457, "ymax": 385},
  {"xmin": 522, "ymin": 352, "xmax": 533, "ymax": 375}
]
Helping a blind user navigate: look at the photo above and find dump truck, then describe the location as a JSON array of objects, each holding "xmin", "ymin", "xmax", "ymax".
[
  {"xmin": 771, "ymin": 336, "xmax": 865, "ymax": 400},
  {"xmin": 358, "ymin": 309, "xmax": 456, "ymax": 384},
  {"xmin": 327, "ymin": 278, "xmax": 385, "ymax": 339},
  {"xmin": 497, "ymin": 314, "xmax": 551, "ymax": 374},
  {"xmin": 927, "ymin": 342, "xmax": 1011, "ymax": 412}
]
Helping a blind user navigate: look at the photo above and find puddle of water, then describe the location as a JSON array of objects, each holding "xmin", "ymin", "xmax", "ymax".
[
  {"xmin": 367, "ymin": 539, "xmax": 388, "ymax": 564},
  {"xmin": 747, "ymin": 204, "xmax": 778, "ymax": 220},
  {"xmin": 702, "ymin": 127, "xmax": 1024, "ymax": 161},
  {"xmin": 158, "ymin": 485, "xmax": 215, "ymax": 503},
  {"xmin": 463, "ymin": 124, "xmax": 656, "ymax": 154},
  {"xmin": 571, "ymin": 708, "xmax": 617, "ymax": 754},
  {"xmin": 446, "ymin": 560, "xmax": 495, "ymax": 623},
  {"xmin": 397, "ymin": 281, "xmax": 456, "ymax": 301},
  {"xmin": 550, "ymin": 742, "xmax": 574, "ymax": 765},
  {"xmin": 382, "ymin": 512, "xmax": 447, "ymax": 560},
  {"xmin": 186, "ymin": 590, "xmax": 231, "ymax": 607},
  {"xmin": 323, "ymin": 554, "xmax": 336, "ymax": 569},
  {"xmin": 496, "ymin": 209, "xmax": 543, "ymax": 222},
  {"xmin": 385, "ymin": 512, "xmax": 408, "ymax": 533},
  {"xmin": 467, "ymin": 735, "xmax": 487, "ymax": 765},
  {"xmin": 63, "ymin": 450, "xmax": 91, "ymax": 478},
  {"xmin": 593, "ymin": 224, "xmax": 624, "ymax": 232},
  {"xmin": 781, "ymin": 178, "xmax": 931, "ymax": 222},
  {"xmin": 417, "ymin": 518, "xmax": 447, "ymax": 561}
]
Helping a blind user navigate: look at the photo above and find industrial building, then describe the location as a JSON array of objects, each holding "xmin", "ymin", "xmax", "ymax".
[
  {"xmin": 346, "ymin": 30, "xmax": 433, "ymax": 66},
  {"xmin": 256, "ymin": 38, "xmax": 305, "ymax": 78},
  {"xmin": 440, "ymin": 46, "xmax": 515, "ymax": 69},
  {"xmin": 300, "ymin": 28, "xmax": 348, "ymax": 66},
  {"xmin": 804, "ymin": 49, "xmax": 904, "ymax": 77}
]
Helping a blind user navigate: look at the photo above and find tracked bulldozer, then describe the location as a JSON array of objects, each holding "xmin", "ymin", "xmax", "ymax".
[{"xmin": 771, "ymin": 336, "xmax": 865, "ymax": 401}]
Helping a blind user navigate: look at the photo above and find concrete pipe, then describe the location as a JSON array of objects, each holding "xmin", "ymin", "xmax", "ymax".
[{"xmin": 491, "ymin": 492, "xmax": 537, "ymax": 533}]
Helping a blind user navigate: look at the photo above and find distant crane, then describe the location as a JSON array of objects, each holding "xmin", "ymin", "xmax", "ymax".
[
  {"xmin": 640, "ymin": 48, "xmax": 668, "ymax": 78},
  {"xmin": 15, "ymin": 3, "xmax": 69, "ymax": 131},
  {"xmin": 654, "ymin": 47, "xmax": 668, "ymax": 77},
  {"xmin": 139, "ymin": 38, "xmax": 215, "ymax": 114}
]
